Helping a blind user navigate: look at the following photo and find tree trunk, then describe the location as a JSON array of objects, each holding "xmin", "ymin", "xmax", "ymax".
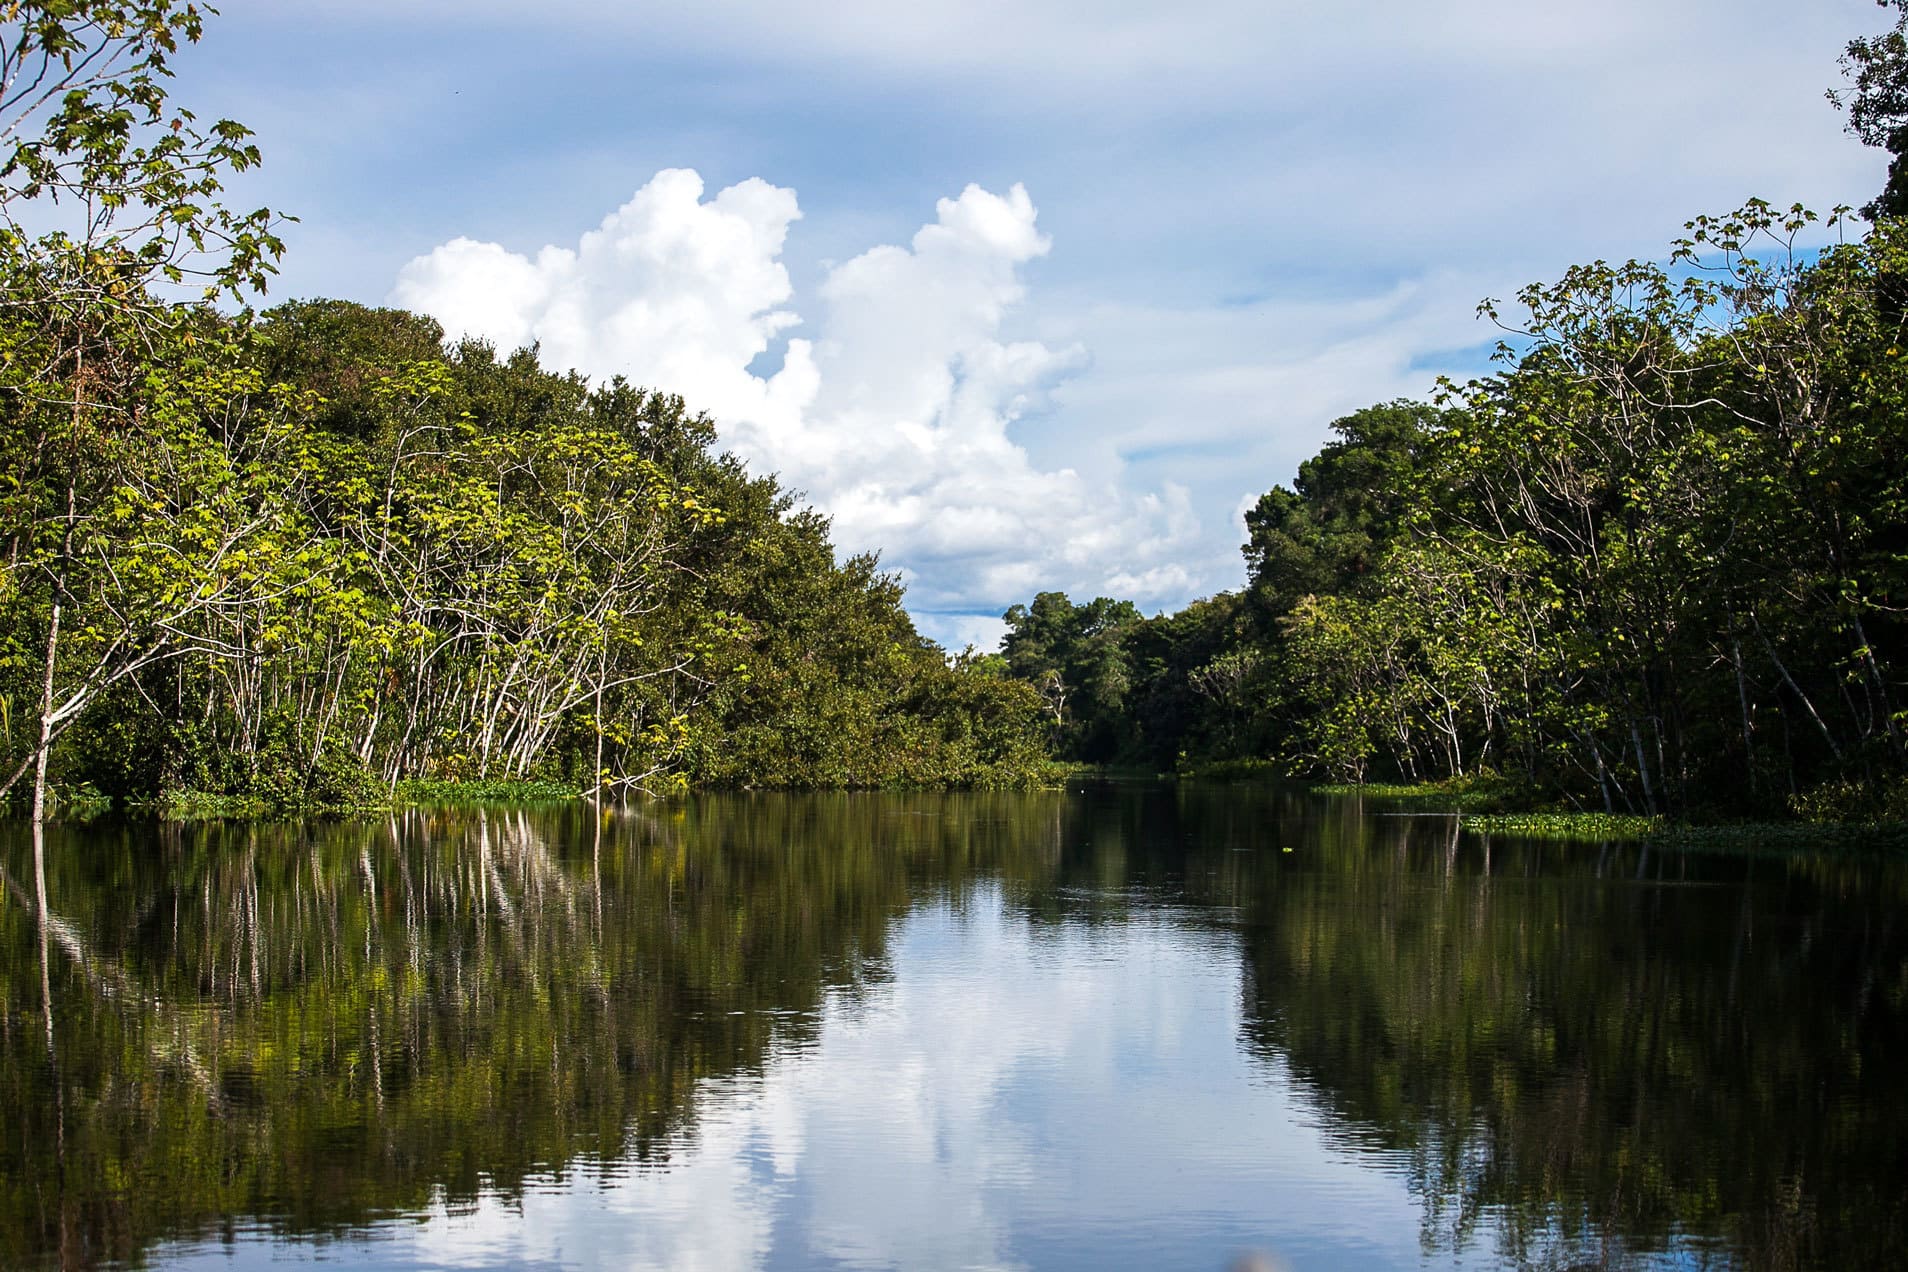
[
  {"xmin": 31, "ymin": 368, "xmax": 86, "ymax": 824},
  {"xmin": 31, "ymin": 586, "xmax": 61, "ymax": 824}
]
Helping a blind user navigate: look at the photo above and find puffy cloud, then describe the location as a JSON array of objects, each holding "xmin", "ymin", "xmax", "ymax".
[
  {"xmin": 392, "ymin": 171, "xmax": 1202, "ymax": 636},
  {"xmin": 392, "ymin": 169, "xmax": 818, "ymax": 440},
  {"xmin": 213, "ymin": 0, "xmax": 1889, "ymax": 659}
]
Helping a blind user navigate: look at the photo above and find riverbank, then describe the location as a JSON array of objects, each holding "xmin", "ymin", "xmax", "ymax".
[
  {"xmin": 57, "ymin": 779, "xmax": 590, "ymax": 822},
  {"xmin": 18, "ymin": 768, "xmax": 1080, "ymax": 822},
  {"xmin": 25, "ymin": 769, "xmax": 1908, "ymax": 850},
  {"xmin": 1291, "ymin": 775, "xmax": 1908, "ymax": 848}
]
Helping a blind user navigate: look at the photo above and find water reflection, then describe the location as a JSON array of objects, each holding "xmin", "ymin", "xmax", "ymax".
[{"xmin": 1, "ymin": 787, "xmax": 1903, "ymax": 1269}]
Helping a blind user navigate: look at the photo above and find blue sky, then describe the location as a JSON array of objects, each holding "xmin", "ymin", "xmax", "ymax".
[{"xmin": 174, "ymin": 1, "xmax": 1888, "ymax": 649}]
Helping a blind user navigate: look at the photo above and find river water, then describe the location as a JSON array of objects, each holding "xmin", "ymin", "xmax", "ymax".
[{"xmin": 2, "ymin": 783, "xmax": 1903, "ymax": 1270}]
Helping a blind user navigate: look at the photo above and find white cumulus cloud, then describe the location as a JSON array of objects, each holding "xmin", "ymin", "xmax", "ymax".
[{"xmin": 391, "ymin": 171, "xmax": 1200, "ymax": 639}]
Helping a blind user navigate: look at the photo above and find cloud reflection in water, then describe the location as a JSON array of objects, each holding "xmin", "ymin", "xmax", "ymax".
[{"xmin": 153, "ymin": 884, "xmax": 1421, "ymax": 1271}]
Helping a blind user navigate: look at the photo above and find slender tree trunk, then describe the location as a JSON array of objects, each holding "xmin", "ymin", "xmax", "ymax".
[
  {"xmin": 31, "ymin": 358, "xmax": 89, "ymax": 825},
  {"xmin": 1756, "ymin": 617, "xmax": 1841, "ymax": 761},
  {"xmin": 1630, "ymin": 719, "xmax": 1657, "ymax": 816},
  {"xmin": 31, "ymin": 436, "xmax": 81, "ymax": 824},
  {"xmin": 31, "ymin": 588, "xmax": 61, "ymax": 825},
  {"xmin": 1849, "ymin": 610, "xmax": 1901, "ymax": 753},
  {"xmin": 1732, "ymin": 636, "xmax": 1756, "ymax": 793}
]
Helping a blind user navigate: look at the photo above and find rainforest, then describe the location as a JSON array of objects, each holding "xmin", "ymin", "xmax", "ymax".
[
  {"xmin": 4, "ymin": 6, "xmax": 1908, "ymax": 828},
  {"xmin": 6, "ymin": 7, "xmax": 1908, "ymax": 1272}
]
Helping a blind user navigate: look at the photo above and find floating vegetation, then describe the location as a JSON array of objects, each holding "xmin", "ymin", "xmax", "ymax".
[
  {"xmin": 1654, "ymin": 821, "xmax": 1908, "ymax": 855},
  {"xmin": 1312, "ymin": 777, "xmax": 1514, "ymax": 812},
  {"xmin": 1460, "ymin": 814, "xmax": 1908, "ymax": 852},
  {"xmin": 393, "ymin": 778, "xmax": 584, "ymax": 806},
  {"xmin": 127, "ymin": 779, "xmax": 588, "ymax": 820},
  {"xmin": 39, "ymin": 782, "xmax": 113, "ymax": 819},
  {"xmin": 1463, "ymin": 812, "xmax": 1664, "ymax": 840},
  {"xmin": 1177, "ymin": 757, "xmax": 1286, "ymax": 781},
  {"xmin": 144, "ymin": 790, "xmax": 278, "ymax": 820}
]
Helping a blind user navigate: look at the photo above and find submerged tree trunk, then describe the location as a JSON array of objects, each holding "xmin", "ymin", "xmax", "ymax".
[{"xmin": 34, "ymin": 817, "xmax": 54, "ymax": 1052}]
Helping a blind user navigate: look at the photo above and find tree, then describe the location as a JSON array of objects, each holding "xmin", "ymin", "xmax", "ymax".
[
  {"xmin": 0, "ymin": 1, "xmax": 283, "ymax": 822},
  {"xmin": 1000, "ymin": 591, "xmax": 1142, "ymax": 761},
  {"xmin": 1832, "ymin": 1, "xmax": 1908, "ymax": 219},
  {"xmin": 1121, "ymin": 592, "xmax": 1264, "ymax": 765},
  {"xmin": 1241, "ymin": 400, "xmax": 1443, "ymax": 621}
]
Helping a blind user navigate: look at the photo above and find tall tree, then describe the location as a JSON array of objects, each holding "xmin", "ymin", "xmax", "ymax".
[
  {"xmin": 1001, "ymin": 592, "xmax": 1142, "ymax": 761},
  {"xmin": 0, "ymin": 1, "xmax": 283, "ymax": 821},
  {"xmin": 1833, "ymin": 0, "xmax": 1908, "ymax": 219},
  {"xmin": 1241, "ymin": 401, "xmax": 1443, "ymax": 621}
]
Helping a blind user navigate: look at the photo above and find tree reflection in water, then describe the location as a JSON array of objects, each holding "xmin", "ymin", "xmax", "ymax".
[{"xmin": 0, "ymin": 787, "xmax": 1902, "ymax": 1270}]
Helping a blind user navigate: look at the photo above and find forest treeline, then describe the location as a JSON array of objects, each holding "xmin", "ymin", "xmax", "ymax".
[
  {"xmin": 0, "ymin": 3, "xmax": 1051, "ymax": 816},
  {"xmin": 998, "ymin": 206, "xmax": 1908, "ymax": 818},
  {"xmin": 987, "ymin": 5, "xmax": 1908, "ymax": 821},
  {"xmin": 10, "ymin": 2, "xmax": 1908, "ymax": 819},
  {"xmin": 0, "ymin": 297, "xmax": 1055, "ymax": 811}
]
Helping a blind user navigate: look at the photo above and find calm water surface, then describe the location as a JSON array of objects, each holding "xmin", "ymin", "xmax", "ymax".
[{"xmin": 2, "ymin": 784, "xmax": 1904, "ymax": 1270}]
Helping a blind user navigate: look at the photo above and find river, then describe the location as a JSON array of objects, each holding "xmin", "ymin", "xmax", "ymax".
[{"xmin": 2, "ymin": 783, "xmax": 1903, "ymax": 1269}]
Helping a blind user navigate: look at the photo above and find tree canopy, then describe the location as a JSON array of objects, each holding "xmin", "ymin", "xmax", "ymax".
[{"xmin": 997, "ymin": 205, "xmax": 1908, "ymax": 818}]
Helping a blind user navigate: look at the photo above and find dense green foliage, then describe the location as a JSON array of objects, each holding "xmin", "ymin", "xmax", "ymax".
[
  {"xmin": 1003, "ymin": 209, "xmax": 1908, "ymax": 819},
  {"xmin": 11, "ymin": 0, "xmax": 1908, "ymax": 820},
  {"xmin": 0, "ymin": 298, "xmax": 1052, "ymax": 807},
  {"xmin": 993, "ymin": 10, "xmax": 1908, "ymax": 822},
  {"xmin": 0, "ymin": 4, "xmax": 1049, "ymax": 813}
]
